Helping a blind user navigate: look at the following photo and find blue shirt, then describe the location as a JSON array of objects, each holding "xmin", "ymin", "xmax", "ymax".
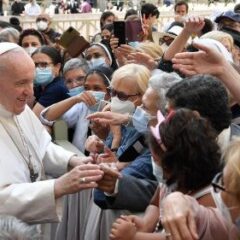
[
  {"xmin": 34, "ymin": 76, "xmax": 69, "ymax": 107},
  {"xmin": 94, "ymin": 126, "xmax": 157, "ymax": 211}
]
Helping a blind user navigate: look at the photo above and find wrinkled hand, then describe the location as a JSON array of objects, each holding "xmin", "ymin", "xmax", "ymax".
[
  {"xmin": 172, "ymin": 42, "xmax": 225, "ymax": 76},
  {"xmin": 184, "ymin": 16, "xmax": 205, "ymax": 35},
  {"xmin": 97, "ymin": 163, "xmax": 121, "ymax": 194},
  {"xmin": 68, "ymin": 155, "xmax": 93, "ymax": 169},
  {"xmin": 89, "ymin": 120, "xmax": 109, "ymax": 140},
  {"xmin": 127, "ymin": 52, "xmax": 157, "ymax": 70},
  {"xmin": 110, "ymin": 217, "xmax": 137, "ymax": 240},
  {"xmin": 97, "ymin": 147, "xmax": 118, "ymax": 164},
  {"xmin": 87, "ymin": 111, "xmax": 130, "ymax": 125},
  {"xmin": 114, "ymin": 44, "xmax": 137, "ymax": 67},
  {"xmin": 54, "ymin": 164, "xmax": 103, "ymax": 198},
  {"xmin": 76, "ymin": 91, "xmax": 97, "ymax": 106},
  {"xmin": 85, "ymin": 135, "xmax": 105, "ymax": 153},
  {"xmin": 161, "ymin": 192, "xmax": 198, "ymax": 240}
]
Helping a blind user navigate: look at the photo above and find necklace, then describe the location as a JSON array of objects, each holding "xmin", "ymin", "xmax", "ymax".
[{"xmin": 0, "ymin": 117, "xmax": 39, "ymax": 182}]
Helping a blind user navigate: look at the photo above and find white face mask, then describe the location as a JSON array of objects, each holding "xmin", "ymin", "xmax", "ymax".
[
  {"xmin": 24, "ymin": 46, "xmax": 37, "ymax": 56},
  {"xmin": 110, "ymin": 96, "xmax": 135, "ymax": 115},
  {"xmin": 151, "ymin": 157, "xmax": 164, "ymax": 183},
  {"xmin": 212, "ymin": 190, "xmax": 233, "ymax": 223},
  {"xmin": 37, "ymin": 20, "xmax": 48, "ymax": 31}
]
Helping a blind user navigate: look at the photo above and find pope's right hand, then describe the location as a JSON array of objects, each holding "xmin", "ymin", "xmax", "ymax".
[{"xmin": 54, "ymin": 164, "xmax": 103, "ymax": 198}]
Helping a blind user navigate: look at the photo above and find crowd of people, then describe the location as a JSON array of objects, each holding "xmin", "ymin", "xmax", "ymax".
[{"xmin": 0, "ymin": 1, "xmax": 240, "ymax": 240}]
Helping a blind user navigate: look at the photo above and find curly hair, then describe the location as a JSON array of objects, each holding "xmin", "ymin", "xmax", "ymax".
[
  {"xmin": 18, "ymin": 28, "xmax": 46, "ymax": 47},
  {"xmin": 159, "ymin": 108, "xmax": 221, "ymax": 191},
  {"xmin": 166, "ymin": 74, "xmax": 232, "ymax": 134}
]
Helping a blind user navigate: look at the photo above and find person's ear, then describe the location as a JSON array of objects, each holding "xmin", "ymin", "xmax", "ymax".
[{"xmin": 53, "ymin": 63, "xmax": 61, "ymax": 76}]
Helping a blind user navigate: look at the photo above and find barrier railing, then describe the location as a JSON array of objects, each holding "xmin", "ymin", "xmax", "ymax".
[{"xmin": 0, "ymin": 10, "xmax": 213, "ymax": 40}]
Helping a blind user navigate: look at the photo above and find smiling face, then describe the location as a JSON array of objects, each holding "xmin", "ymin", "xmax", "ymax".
[{"xmin": 0, "ymin": 50, "xmax": 35, "ymax": 114}]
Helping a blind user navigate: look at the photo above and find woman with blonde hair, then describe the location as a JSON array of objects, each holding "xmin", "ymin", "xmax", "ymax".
[
  {"xmin": 81, "ymin": 63, "xmax": 157, "ymax": 240},
  {"xmin": 137, "ymin": 41, "xmax": 163, "ymax": 60},
  {"xmin": 201, "ymin": 30, "xmax": 234, "ymax": 54}
]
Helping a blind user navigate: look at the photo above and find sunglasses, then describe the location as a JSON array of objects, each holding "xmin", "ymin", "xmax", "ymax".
[
  {"xmin": 211, "ymin": 172, "xmax": 225, "ymax": 193},
  {"xmin": 110, "ymin": 88, "xmax": 140, "ymax": 101}
]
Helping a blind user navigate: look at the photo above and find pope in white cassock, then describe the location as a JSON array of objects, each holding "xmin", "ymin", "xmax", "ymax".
[{"xmin": 0, "ymin": 43, "xmax": 103, "ymax": 223}]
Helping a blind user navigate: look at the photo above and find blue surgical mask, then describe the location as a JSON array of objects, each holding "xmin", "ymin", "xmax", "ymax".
[
  {"xmin": 88, "ymin": 91, "xmax": 106, "ymax": 112},
  {"xmin": 132, "ymin": 106, "xmax": 155, "ymax": 133},
  {"xmin": 34, "ymin": 67, "xmax": 54, "ymax": 86},
  {"xmin": 68, "ymin": 86, "xmax": 84, "ymax": 97},
  {"xmin": 87, "ymin": 57, "xmax": 107, "ymax": 69},
  {"xmin": 128, "ymin": 41, "xmax": 139, "ymax": 48}
]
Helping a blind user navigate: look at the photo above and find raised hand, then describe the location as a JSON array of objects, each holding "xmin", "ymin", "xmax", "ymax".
[
  {"xmin": 184, "ymin": 16, "xmax": 205, "ymax": 35},
  {"xmin": 172, "ymin": 42, "xmax": 225, "ymax": 76}
]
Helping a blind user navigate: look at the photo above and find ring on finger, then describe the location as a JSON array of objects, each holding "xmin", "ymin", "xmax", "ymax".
[
  {"xmin": 79, "ymin": 177, "xmax": 87, "ymax": 184},
  {"xmin": 165, "ymin": 232, "xmax": 172, "ymax": 239}
]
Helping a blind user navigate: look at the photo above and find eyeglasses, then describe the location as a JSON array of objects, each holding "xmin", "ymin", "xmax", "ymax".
[
  {"xmin": 35, "ymin": 62, "xmax": 53, "ymax": 69},
  {"xmin": 212, "ymin": 172, "xmax": 226, "ymax": 193},
  {"xmin": 110, "ymin": 88, "xmax": 140, "ymax": 101},
  {"xmin": 65, "ymin": 76, "xmax": 85, "ymax": 85}
]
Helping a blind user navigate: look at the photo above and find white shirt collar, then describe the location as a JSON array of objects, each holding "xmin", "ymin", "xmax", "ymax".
[{"xmin": 0, "ymin": 104, "xmax": 14, "ymax": 118}]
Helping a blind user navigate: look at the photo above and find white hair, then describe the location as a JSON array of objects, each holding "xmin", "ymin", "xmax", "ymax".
[{"xmin": 148, "ymin": 70, "xmax": 182, "ymax": 112}]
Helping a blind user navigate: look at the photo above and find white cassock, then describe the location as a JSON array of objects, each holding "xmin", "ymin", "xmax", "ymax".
[{"xmin": 0, "ymin": 104, "xmax": 75, "ymax": 224}]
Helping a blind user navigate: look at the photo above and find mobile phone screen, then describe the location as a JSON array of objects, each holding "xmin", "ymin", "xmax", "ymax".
[{"xmin": 113, "ymin": 21, "xmax": 126, "ymax": 45}]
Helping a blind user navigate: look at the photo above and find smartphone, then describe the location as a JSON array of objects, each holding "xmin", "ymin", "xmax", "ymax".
[
  {"xmin": 59, "ymin": 26, "xmax": 80, "ymax": 48},
  {"xmin": 125, "ymin": 20, "xmax": 143, "ymax": 42},
  {"xmin": 113, "ymin": 21, "xmax": 126, "ymax": 45}
]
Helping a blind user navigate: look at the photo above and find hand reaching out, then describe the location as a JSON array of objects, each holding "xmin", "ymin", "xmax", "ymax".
[{"xmin": 172, "ymin": 42, "xmax": 225, "ymax": 76}]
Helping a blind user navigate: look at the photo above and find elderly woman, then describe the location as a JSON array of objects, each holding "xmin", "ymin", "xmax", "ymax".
[
  {"xmin": 80, "ymin": 63, "xmax": 158, "ymax": 240},
  {"xmin": 159, "ymin": 137, "xmax": 240, "ymax": 240},
  {"xmin": 62, "ymin": 58, "xmax": 89, "ymax": 94}
]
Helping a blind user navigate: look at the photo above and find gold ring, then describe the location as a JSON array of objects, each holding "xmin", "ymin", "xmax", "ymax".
[{"xmin": 79, "ymin": 177, "xmax": 86, "ymax": 184}]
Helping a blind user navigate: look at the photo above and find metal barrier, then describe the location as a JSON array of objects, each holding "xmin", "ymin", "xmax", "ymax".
[{"xmin": 0, "ymin": 10, "xmax": 213, "ymax": 40}]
